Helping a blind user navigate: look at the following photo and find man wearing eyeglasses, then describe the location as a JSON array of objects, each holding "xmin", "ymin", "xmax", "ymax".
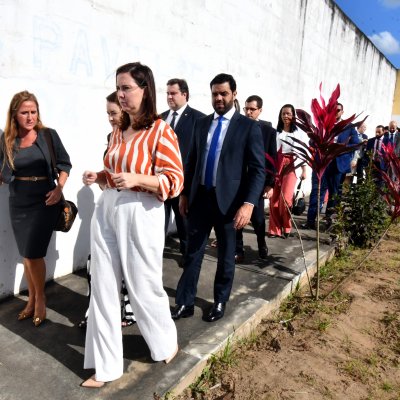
[
  {"xmin": 235, "ymin": 95, "xmax": 276, "ymax": 262},
  {"xmin": 161, "ymin": 79, "xmax": 205, "ymax": 265}
]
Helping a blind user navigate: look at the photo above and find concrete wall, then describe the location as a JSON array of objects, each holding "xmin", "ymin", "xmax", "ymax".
[
  {"xmin": 0, "ymin": 0, "xmax": 397, "ymax": 299},
  {"xmin": 392, "ymin": 71, "xmax": 400, "ymax": 123}
]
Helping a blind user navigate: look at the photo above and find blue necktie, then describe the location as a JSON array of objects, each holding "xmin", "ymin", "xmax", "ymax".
[{"xmin": 204, "ymin": 116, "xmax": 224, "ymax": 189}]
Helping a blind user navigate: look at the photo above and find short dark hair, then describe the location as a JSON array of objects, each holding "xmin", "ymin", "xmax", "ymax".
[
  {"xmin": 246, "ymin": 95, "xmax": 263, "ymax": 109},
  {"xmin": 336, "ymin": 102, "xmax": 343, "ymax": 110},
  {"xmin": 376, "ymin": 125, "xmax": 384, "ymax": 130},
  {"xmin": 106, "ymin": 91, "xmax": 118, "ymax": 104},
  {"xmin": 210, "ymin": 73, "xmax": 236, "ymax": 92},
  {"xmin": 116, "ymin": 62, "xmax": 158, "ymax": 131},
  {"xmin": 166, "ymin": 78, "xmax": 189, "ymax": 101},
  {"xmin": 277, "ymin": 104, "xmax": 297, "ymax": 133}
]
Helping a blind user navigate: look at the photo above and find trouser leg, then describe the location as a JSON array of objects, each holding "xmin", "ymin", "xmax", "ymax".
[
  {"xmin": 164, "ymin": 199, "xmax": 172, "ymax": 235},
  {"xmin": 268, "ymin": 187, "xmax": 281, "ymax": 236},
  {"xmin": 175, "ymin": 191, "xmax": 213, "ymax": 306},
  {"xmin": 251, "ymin": 196, "xmax": 267, "ymax": 249},
  {"xmin": 171, "ymin": 196, "xmax": 188, "ymax": 255},
  {"xmin": 116, "ymin": 192, "xmax": 177, "ymax": 362},
  {"xmin": 213, "ymin": 210, "xmax": 236, "ymax": 303},
  {"xmin": 84, "ymin": 192, "xmax": 124, "ymax": 382},
  {"xmin": 280, "ymin": 171, "xmax": 297, "ymax": 233}
]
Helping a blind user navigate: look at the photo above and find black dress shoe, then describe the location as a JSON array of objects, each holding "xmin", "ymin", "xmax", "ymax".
[
  {"xmin": 171, "ymin": 304, "xmax": 194, "ymax": 320},
  {"xmin": 258, "ymin": 246, "xmax": 268, "ymax": 259},
  {"xmin": 300, "ymin": 222, "xmax": 315, "ymax": 230},
  {"xmin": 203, "ymin": 302, "xmax": 225, "ymax": 322},
  {"xmin": 235, "ymin": 253, "xmax": 245, "ymax": 263}
]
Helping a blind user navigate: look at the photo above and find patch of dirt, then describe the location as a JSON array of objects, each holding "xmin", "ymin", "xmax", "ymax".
[{"xmin": 173, "ymin": 228, "xmax": 400, "ymax": 400}]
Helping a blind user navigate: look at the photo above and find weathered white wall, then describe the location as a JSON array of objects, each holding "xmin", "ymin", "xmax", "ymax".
[{"xmin": 0, "ymin": 0, "xmax": 397, "ymax": 299}]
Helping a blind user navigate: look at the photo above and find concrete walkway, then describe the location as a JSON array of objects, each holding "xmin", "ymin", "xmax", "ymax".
[{"xmin": 0, "ymin": 216, "xmax": 333, "ymax": 400}]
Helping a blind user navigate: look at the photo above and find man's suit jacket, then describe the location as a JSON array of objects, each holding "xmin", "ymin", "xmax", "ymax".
[
  {"xmin": 258, "ymin": 120, "xmax": 276, "ymax": 188},
  {"xmin": 183, "ymin": 111, "xmax": 265, "ymax": 215},
  {"xmin": 335, "ymin": 126, "xmax": 361, "ymax": 174},
  {"xmin": 366, "ymin": 136, "xmax": 379, "ymax": 156},
  {"xmin": 383, "ymin": 132, "xmax": 396, "ymax": 147},
  {"xmin": 161, "ymin": 105, "xmax": 205, "ymax": 164},
  {"xmin": 365, "ymin": 136, "xmax": 386, "ymax": 170},
  {"xmin": 394, "ymin": 132, "xmax": 400, "ymax": 157}
]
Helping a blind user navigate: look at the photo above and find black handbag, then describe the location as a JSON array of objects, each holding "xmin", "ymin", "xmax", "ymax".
[
  {"xmin": 44, "ymin": 130, "xmax": 78, "ymax": 232},
  {"xmin": 292, "ymin": 180, "xmax": 306, "ymax": 216}
]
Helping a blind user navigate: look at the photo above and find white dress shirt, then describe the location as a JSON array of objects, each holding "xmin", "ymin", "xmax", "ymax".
[{"xmin": 166, "ymin": 103, "xmax": 188, "ymax": 128}]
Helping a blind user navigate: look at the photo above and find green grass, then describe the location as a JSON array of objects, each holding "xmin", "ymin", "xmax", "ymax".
[
  {"xmin": 316, "ymin": 318, "xmax": 331, "ymax": 332},
  {"xmin": 380, "ymin": 381, "xmax": 393, "ymax": 392},
  {"xmin": 341, "ymin": 359, "xmax": 373, "ymax": 383}
]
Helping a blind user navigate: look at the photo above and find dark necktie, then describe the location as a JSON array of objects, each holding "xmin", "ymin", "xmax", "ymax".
[
  {"xmin": 170, "ymin": 111, "xmax": 178, "ymax": 130},
  {"xmin": 374, "ymin": 137, "xmax": 381, "ymax": 157},
  {"xmin": 204, "ymin": 116, "xmax": 224, "ymax": 189}
]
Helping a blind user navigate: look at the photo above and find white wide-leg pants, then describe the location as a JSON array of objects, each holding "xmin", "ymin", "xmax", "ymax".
[{"xmin": 84, "ymin": 189, "xmax": 177, "ymax": 382}]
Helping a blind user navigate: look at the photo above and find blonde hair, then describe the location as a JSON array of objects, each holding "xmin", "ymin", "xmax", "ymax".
[{"xmin": 2, "ymin": 91, "xmax": 44, "ymax": 170}]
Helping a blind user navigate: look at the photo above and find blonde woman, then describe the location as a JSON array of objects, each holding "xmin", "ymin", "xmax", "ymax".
[{"xmin": 0, "ymin": 91, "xmax": 71, "ymax": 326}]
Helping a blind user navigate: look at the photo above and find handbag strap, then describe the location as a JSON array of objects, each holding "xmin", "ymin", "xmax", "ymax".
[
  {"xmin": 44, "ymin": 129, "xmax": 65, "ymax": 201},
  {"xmin": 293, "ymin": 179, "xmax": 303, "ymax": 201}
]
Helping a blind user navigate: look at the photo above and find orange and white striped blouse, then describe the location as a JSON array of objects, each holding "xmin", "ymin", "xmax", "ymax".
[{"xmin": 103, "ymin": 118, "xmax": 183, "ymax": 201}]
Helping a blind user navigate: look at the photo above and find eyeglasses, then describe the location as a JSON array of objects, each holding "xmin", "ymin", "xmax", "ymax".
[
  {"xmin": 116, "ymin": 85, "xmax": 142, "ymax": 94},
  {"xmin": 243, "ymin": 107, "xmax": 259, "ymax": 112}
]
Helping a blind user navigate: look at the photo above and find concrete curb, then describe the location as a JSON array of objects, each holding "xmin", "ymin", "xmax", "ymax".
[{"xmin": 166, "ymin": 244, "xmax": 336, "ymax": 397}]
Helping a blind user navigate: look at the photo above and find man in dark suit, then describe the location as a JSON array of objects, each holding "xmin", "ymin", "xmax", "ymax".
[
  {"xmin": 394, "ymin": 125, "xmax": 400, "ymax": 157},
  {"xmin": 325, "ymin": 102, "xmax": 360, "ymax": 222},
  {"xmin": 172, "ymin": 73, "xmax": 265, "ymax": 322},
  {"xmin": 384, "ymin": 120, "xmax": 398, "ymax": 146},
  {"xmin": 235, "ymin": 95, "xmax": 276, "ymax": 262},
  {"xmin": 161, "ymin": 79, "xmax": 205, "ymax": 261},
  {"xmin": 365, "ymin": 125, "xmax": 386, "ymax": 187}
]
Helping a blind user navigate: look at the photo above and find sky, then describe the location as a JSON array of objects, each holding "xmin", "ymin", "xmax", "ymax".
[{"xmin": 334, "ymin": 0, "xmax": 400, "ymax": 68}]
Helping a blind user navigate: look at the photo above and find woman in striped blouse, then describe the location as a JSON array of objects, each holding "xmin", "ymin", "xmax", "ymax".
[{"xmin": 81, "ymin": 62, "xmax": 183, "ymax": 387}]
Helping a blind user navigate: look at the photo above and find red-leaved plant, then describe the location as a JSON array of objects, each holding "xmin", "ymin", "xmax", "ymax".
[
  {"xmin": 265, "ymin": 149, "xmax": 314, "ymax": 295},
  {"xmin": 378, "ymin": 142, "xmax": 400, "ymax": 221},
  {"xmin": 265, "ymin": 148, "xmax": 297, "ymax": 188},
  {"xmin": 289, "ymin": 83, "xmax": 365, "ymax": 299}
]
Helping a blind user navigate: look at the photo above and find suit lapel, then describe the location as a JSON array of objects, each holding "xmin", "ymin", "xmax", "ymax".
[
  {"xmin": 219, "ymin": 111, "xmax": 240, "ymax": 159},
  {"xmin": 174, "ymin": 105, "xmax": 191, "ymax": 131},
  {"xmin": 199, "ymin": 115, "xmax": 214, "ymax": 171}
]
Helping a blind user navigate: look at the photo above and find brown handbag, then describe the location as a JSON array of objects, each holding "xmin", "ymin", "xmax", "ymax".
[{"xmin": 44, "ymin": 130, "xmax": 78, "ymax": 232}]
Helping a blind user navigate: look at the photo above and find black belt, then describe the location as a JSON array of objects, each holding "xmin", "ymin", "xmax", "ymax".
[{"xmin": 199, "ymin": 185, "xmax": 215, "ymax": 193}]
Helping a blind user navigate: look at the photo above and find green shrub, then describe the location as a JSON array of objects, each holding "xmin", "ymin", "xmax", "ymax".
[{"xmin": 333, "ymin": 170, "xmax": 389, "ymax": 248}]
